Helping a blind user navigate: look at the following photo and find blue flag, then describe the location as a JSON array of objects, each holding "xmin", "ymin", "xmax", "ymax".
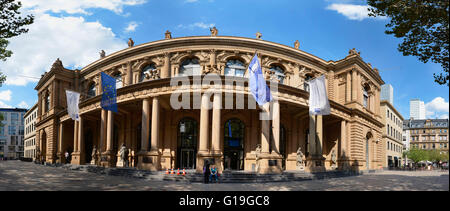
[
  {"xmin": 101, "ymin": 72, "xmax": 118, "ymax": 113},
  {"xmin": 248, "ymin": 53, "xmax": 272, "ymax": 106}
]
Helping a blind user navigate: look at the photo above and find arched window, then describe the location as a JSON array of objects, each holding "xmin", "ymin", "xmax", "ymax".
[
  {"xmin": 363, "ymin": 84, "xmax": 370, "ymax": 109},
  {"xmin": 225, "ymin": 59, "xmax": 246, "ymax": 77},
  {"xmin": 113, "ymin": 72, "xmax": 123, "ymax": 89},
  {"xmin": 140, "ymin": 64, "xmax": 156, "ymax": 82},
  {"xmin": 304, "ymin": 74, "xmax": 313, "ymax": 92},
  {"xmin": 270, "ymin": 65, "xmax": 285, "ymax": 83},
  {"xmin": 45, "ymin": 94, "xmax": 50, "ymax": 112},
  {"xmin": 87, "ymin": 83, "xmax": 96, "ymax": 97},
  {"xmin": 179, "ymin": 58, "xmax": 201, "ymax": 76}
]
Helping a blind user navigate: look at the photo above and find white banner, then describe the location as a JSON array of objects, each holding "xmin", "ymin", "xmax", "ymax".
[
  {"xmin": 65, "ymin": 90, "xmax": 80, "ymax": 121},
  {"xmin": 308, "ymin": 75, "xmax": 330, "ymax": 115}
]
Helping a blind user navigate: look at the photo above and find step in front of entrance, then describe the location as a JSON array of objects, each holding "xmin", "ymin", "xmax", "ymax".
[{"xmin": 59, "ymin": 164, "xmax": 361, "ymax": 183}]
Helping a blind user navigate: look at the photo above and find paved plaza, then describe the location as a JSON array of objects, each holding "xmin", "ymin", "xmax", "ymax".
[{"xmin": 0, "ymin": 160, "xmax": 448, "ymax": 191}]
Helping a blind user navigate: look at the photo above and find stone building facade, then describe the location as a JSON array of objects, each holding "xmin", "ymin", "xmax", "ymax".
[
  {"xmin": 24, "ymin": 103, "xmax": 38, "ymax": 160},
  {"xmin": 34, "ymin": 33, "xmax": 385, "ymax": 173},
  {"xmin": 0, "ymin": 108, "xmax": 26, "ymax": 159},
  {"xmin": 405, "ymin": 119, "xmax": 449, "ymax": 152},
  {"xmin": 380, "ymin": 100, "xmax": 403, "ymax": 168}
]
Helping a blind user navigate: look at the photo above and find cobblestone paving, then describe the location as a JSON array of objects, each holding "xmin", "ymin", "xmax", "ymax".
[{"xmin": 1, "ymin": 161, "xmax": 448, "ymax": 191}]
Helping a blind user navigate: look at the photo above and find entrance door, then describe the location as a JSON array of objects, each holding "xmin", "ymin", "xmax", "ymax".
[
  {"xmin": 224, "ymin": 119, "xmax": 245, "ymax": 171},
  {"xmin": 177, "ymin": 118, "xmax": 198, "ymax": 169},
  {"xmin": 180, "ymin": 149, "xmax": 195, "ymax": 169}
]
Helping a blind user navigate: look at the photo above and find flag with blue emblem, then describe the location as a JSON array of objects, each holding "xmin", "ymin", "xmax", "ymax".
[
  {"xmin": 248, "ymin": 53, "xmax": 272, "ymax": 106},
  {"xmin": 101, "ymin": 72, "xmax": 118, "ymax": 113}
]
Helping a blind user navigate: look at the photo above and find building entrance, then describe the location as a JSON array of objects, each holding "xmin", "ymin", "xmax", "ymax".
[
  {"xmin": 177, "ymin": 118, "xmax": 198, "ymax": 169},
  {"xmin": 224, "ymin": 119, "xmax": 245, "ymax": 170}
]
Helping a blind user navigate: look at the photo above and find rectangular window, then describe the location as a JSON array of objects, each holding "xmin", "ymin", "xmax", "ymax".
[{"xmin": 8, "ymin": 126, "xmax": 16, "ymax": 135}]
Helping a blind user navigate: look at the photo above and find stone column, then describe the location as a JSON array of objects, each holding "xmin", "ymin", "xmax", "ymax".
[
  {"xmin": 99, "ymin": 110, "xmax": 115, "ymax": 167},
  {"xmin": 78, "ymin": 115, "xmax": 84, "ymax": 164},
  {"xmin": 351, "ymin": 70, "xmax": 357, "ymax": 102},
  {"xmin": 211, "ymin": 93, "xmax": 221, "ymax": 154},
  {"xmin": 141, "ymin": 98, "xmax": 150, "ymax": 151},
  {"xmin": 150, "ymin": 97, "xmax": 160, "ymax": 152},
  {"xmin": 58, "ymin": 123, "xmax": 64, "ymax": 163},
  {"xmin": 316, "ymin": 115, "xmax": 323, "ymax": 157},
  {"xmin": 199, "ymin": 93, "xmax": 210, "ymax": 153},
  {"xmin": 308, "ymin": 114, "xmax": 316, "ymax": 156},
  {"xmin": 197, "ymin": 93, "xmax": 210, "ymax": 172},
  {"xmin": 272, "ymin": 100, "xmax": 280, "ymax": 154},
  {"xmin": 346, "ymin": 71, "xmax": 351, "ymax": 103},
  {"xmin": 161, "ymin": 53, "xmax": 170, "ymax": 78},
  {"xmin": 100, "ymin": 109, "xmax": 107, "ymax": 153},
  {"xmin": 211, "ymin": 93, "xmax": 222, "ymax": 171},
  {"xmin": 73, "ymin": 121, "xmax": 79, "ymax": 153},
  {"xmin": 106, "ymin": 111, "xmax": 113, "ymax": 152},
  {"xmin": 261, "ymin": 103, "xmax": 271, "ymax": 154}
]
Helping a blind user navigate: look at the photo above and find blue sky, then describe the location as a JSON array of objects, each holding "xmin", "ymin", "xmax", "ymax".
[{"xmin": 0, "ymin": 0, "xmax": 448, "ymax": 119}]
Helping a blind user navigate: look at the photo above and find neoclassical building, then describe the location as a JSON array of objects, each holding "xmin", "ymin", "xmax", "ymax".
[{"xmin": 34, "ymin": 31, "xmax": 385, "ymax": 173}]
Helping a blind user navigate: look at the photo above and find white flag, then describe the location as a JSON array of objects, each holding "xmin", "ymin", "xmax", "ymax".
[
  {"xmin": 65, "ymin": 90, "xmax": 80, "ymax": 121},
  {"xmin": 308, "ymin": 75, "xmax": 330, "ymax": 115}
]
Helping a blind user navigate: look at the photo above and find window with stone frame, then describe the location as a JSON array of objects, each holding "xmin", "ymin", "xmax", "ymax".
[
  {"xmin": 269, "ymin": 65, "xmax": 286, "ymax": 84},
  {"xmin": 113, "ymin": 72, "xmax": 123, "ymax": 89},
  {"xmin": 87, "ymin": 82, "xmax": 96, "ymax": 98},
  {"xmin": 140, "ymin": 63, "xmax": 156, "ymax": 82},
  {"xmin": 304, "ymin": 74, "xmax": 313, "ymax": 92},
  {"xmin": 363, "ymin": 84, "xmax": 370, "ymax": 109},
  {"xmin": 179, "ymin": 58, "xmax": 201, "ymax": 76},
  {"xmin": 224, "ymin": 59, "xmax": 246, "ymax": 77}
]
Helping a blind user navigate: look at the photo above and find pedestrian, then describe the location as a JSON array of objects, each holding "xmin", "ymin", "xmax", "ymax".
[
  {"xmin": 64, "ymin": 151, "xmax": 69, "ymax": 164},
  {"xmin": 203, "ymin": 160, "xmax": 210, "ymax": 184},
  {"xmin": 209, "ymin": 165, "xmax": 218, "ymax": 183}
]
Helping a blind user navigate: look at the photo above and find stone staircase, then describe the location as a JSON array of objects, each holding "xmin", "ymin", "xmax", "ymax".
[{"xmin": 56, "ymin": 164, "xmax": 365, "ymax": 183}]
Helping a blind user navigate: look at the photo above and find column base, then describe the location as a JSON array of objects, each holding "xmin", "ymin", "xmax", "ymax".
[
  {"xmin": 160, "ymin": 150, "xmax": 173, "ymax": 170},
  {"xmin": 256, "ymin": 153, "xmax": 283, "ymax": 174},
  {"xmin": 100, "ymin": 151, "xmax": 116, "ymax": 167},
  {"xmin": 210, "ymin": 152, "xmax": 223, "ymax": 173},
  {"xmin": 305, "ymin": 155, "xmax": 326, "ymax": 172},
  {"xmin": 71, "ymin": 152, "xmax": 83, "ymax": 165},
  {"xmin": 137, "ymin": 150, "xmax": 161, "ymax": 171}
]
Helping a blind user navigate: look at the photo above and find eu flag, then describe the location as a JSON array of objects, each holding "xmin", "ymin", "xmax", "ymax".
[
  {"xmin": 101, "ymin": 72, "xmax": 118, "ymax": 113},
  {"xmin": 248, "ymin": 53, "xmax": 272, "ymax": 106}
]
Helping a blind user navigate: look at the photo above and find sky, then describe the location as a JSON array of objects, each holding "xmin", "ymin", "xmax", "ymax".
[{"xmin": 0, "ymin": 0, "xmax": 448, "ymax": 120}]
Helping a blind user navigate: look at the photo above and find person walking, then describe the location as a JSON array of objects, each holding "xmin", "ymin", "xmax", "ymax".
[
  {"xmin": 203, "ymin": 160, "xmax": 211, "ymax": 184},
  {"xmin": 64, "ymin": 151, "xmax": 69, "ymax": 164}
]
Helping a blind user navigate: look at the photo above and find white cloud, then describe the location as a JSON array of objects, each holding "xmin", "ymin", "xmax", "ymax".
[
  {"xmin": 425, "ymin": 97, "xmax": 449, "ymax": 119},
  {"xmin": 17, "ymin": 101, "xmax": 29, "ymax": 109},
  {"xmin": 1, "ymin": 14, "xmax": 128, "ymax": 86},
  {"xmin": 0, "ymin": 90, "xmax": 12, "ymax": 101},
  {"xmin": 124, "ymin": 21, "xmax": 139, "ymax": 32},
  {"xmin": 326, "ymin": 3, "xmax": 386, "ymax": 21},
  {"xmin": 0, "ymin": 101, "xmax": 13, "ymax": 108},
  {"xmin": 21, "ymin": 0, "xmax": 147, "ymax": 15},
  {"xmin": 177, "ymin": 22, "xmax": 215, "ymax": 30}
]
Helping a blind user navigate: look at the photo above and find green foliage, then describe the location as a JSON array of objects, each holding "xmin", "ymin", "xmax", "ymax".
[
  {"xmin": 0, "ymin": 112, "xmax": 4, "ymax": 127},
  {"xmin": 426, "ymin": 149, "xmax": 442, "ymax": 162},
  {"xmin": 368, "ymin": 0, "xmax": 449, "ymax": 86},
  {"xmin": 0, "ymin": 0, "xmax": 35, "ymax": 86},
  {"xmin": 405, "ymin": 147, "xmax": 427, "ymax": 164}
]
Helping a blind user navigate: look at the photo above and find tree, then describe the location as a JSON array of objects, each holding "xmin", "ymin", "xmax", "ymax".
[
  {"xmin": 405, "ymin": 147, "xmax": 427, "ymax": 166},
  {"xmin": 368, "ymin": 0, "xmax": 449, "ymax": 86},
  {"xmin": 0, "ymin": 0, "xmax": 34, "ymax": 86}
]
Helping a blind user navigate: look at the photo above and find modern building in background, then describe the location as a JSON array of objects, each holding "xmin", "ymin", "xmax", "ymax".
[
  {"xmin": 381, "ymin": 84, "xmax": 394, "ymax": 105},
  {"xmin": 24, "ymin": 103, "xmax": 38, "ymax": 160},
  {"xmin": 0, "ymin": 108, "xmax": 27, "ymax": 159},
  {"xmin": 381, "ymin": 100, "xmax": 404, "ymax": 168},
  {"xmin": 410, "ymin": 99, "xmax": 426, "ymax": 120},
  {"xmin": 405, "ymin": 119, "xmax": 449, "ymax": 152}
]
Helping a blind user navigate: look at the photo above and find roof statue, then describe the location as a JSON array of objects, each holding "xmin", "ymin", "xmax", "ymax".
[
  {"xmin": 348, "ymin": 48, "xmax": 360, "ymax": 56},
  {"xmin": 165, "ymin": 30, "xmax": 172, "ymax": 39},
  {"xmin": 210, "ymin": 27, "xmax": 218, "ymax": 37},
  {"xmin": 99, "ymin": 50, "xmax": 105, "ymax": 58},
  {"xmin": 294, "ymin": 40, "xmax": 300, "ymax": 49},
  {"xmin": 128, "ymin": 38, "xmax": 134, "ymax": 47},
  {"xmin": 256, "ymin": 32, "xmax": 262, "ymax": 39},
  {"xmin": 51, "ymin": 58, "xmax": 64, "ymax": 71}
]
